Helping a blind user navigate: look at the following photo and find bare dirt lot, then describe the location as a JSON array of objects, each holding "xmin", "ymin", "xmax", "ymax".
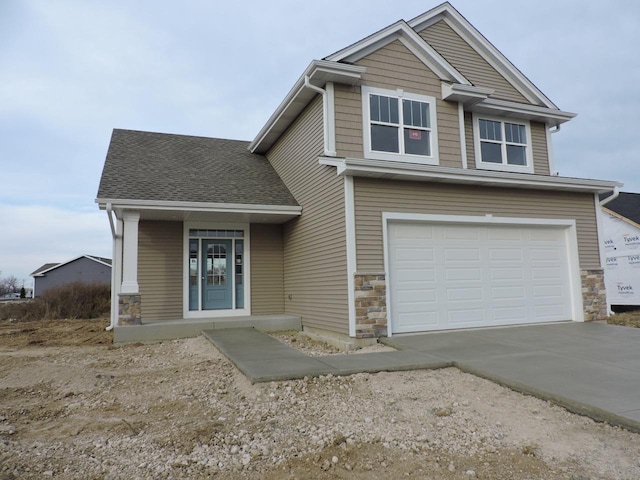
[{"xmin": 1, "ymin": 318, "xmax": 640, "ymax": 479}]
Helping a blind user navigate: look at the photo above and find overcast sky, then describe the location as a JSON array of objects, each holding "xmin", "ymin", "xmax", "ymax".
[{"xmin": 1, "ymin": 0, "xmax": 638, "ymax": 286}]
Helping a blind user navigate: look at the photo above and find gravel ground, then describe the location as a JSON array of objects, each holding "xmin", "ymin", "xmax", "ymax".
[{"xmin": 1, "ymin": 319, "xmax": 640, "ymax": 479}]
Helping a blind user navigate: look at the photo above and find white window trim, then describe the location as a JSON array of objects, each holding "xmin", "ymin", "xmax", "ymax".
[
  {"xmin": 381, "ymin": 212, "xmax": 584, "ymax": 337},
  {"xmin": 472, "ymin": 113, "xmax": 534, "ymax": 174},
  {"xmin": 183, "ymin": 222, "xmax": 251, "ymax": 319},
  {"xmin": 362, "ymin": 85, "xmax": 439, "ymax": 165}
]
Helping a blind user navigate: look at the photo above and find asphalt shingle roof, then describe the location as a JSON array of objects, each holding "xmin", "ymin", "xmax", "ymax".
[
  {"xmin": 602, "ymin": 192, "xmax": 640, "ymax": 225},
  {"xmin": 97, "ymin": 129, "xmax": 298, "ymax": 206}
]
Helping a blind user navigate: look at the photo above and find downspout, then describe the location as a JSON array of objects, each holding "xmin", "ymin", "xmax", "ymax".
[
  {"xmin": 304, "ymin": 75, "xmax": 336, "ymax": 157},
  {"xmin": 597, "ymin": 186, "xmax": 620, "ymax": 316},
  {"xmin": 548, "ymin": 124, "xmax": 560, "ymax": 176},
  {"xmin": 105, "ymin": 203, "xmax": 121, "ymax": 331}
]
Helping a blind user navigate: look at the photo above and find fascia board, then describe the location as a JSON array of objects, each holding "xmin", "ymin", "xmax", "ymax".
[
  {"xmin": 327, "ymin": 20, "xmax": 469, "ymax": 84},
  {"xmin": 319, "ymin": 157, "xmax": 622, "ymax": 194},
  {"xmin": 471, "ymin": 98, "xmax": 576, "ymax": 126},
  {"xmin": 248, "ymin": 60, "xmax": 365, "ymax": 154},
  {"xmin": 409, "ymin": 3, "xmax": 559, "ymax": 109},
  {"xmin": 96, "ymin": 198, "xmax": 302, "ymax": 215}
]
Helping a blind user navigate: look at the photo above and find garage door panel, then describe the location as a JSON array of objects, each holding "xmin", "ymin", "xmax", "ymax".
[
  {"xmin": 446, "ymin": 287, "xmax": 483, "ymax": 301},
  {"xmin": 447, "ymin": 309, "xmax": 484, "ymax": 324},
  {"xmin": 443, "ymin": 226, "xmax": 481, "ymax": 240},
  {"xmin": 396, "ymin": 289, "xmax": 436, "ymax": 304},
  {"xmin": 489, "ymin": 248, "xmax": 524, "ymax": 261},
  {"xmin": 397, "ymin": 312, "xmax": 438, "ymax": 329},
  {"xmin": 445, "ymin": 268, "xmax": 482, "ymax": 281},
  {"xmin": 444, "ymin": 248, "xmax": 481, "ymax": 262},
  {"xmin": 491, "ymin": 286, "xmax": 526, "ymax": 300},
  {"xmin": 395, "ymin": 247, "xmax": 434, "ymax": 261},
  {"xmin": 492, "ymin": 306, "xmax": 527, "ymax": 322},
  {"xmin": 490, "ymin": 267, "xmax": 525, "ymax": 281},
  {"xmin": 388, "ymin": 221, "xmax": 574, "ymax": 333}
]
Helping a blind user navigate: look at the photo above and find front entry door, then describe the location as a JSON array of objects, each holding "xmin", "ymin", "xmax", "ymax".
[{"xmin": 202, "ymin": 240, "xmax": 232, "ymax": 310}]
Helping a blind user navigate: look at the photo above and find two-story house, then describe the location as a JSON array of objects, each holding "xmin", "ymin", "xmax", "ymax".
[{"xmin": 97, "ymin": 2, "xmax": 621, "ymax": 343}]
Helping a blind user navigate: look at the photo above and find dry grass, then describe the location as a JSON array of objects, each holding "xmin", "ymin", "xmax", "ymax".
[
  {"xmin": 0, "ymin": 282, "xmax": 110, "ymax": 321},
  {"xmin": 607, "ymin": 310, "xmax": 640, "ymax": 328}
]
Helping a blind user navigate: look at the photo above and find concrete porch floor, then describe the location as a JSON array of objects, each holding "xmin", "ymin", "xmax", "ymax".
[{"xmin": 113, "ymin": 314, "xmax": 300, "ymax": 343}]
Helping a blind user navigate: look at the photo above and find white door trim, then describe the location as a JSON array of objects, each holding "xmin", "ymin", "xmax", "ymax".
[
  {"xmin": 382, "ymin": 212, "xmax": 584, "ymax": 336},
  {"xmin": 182, "ymin": 222, "xmax": 251, "ymax": 318}
]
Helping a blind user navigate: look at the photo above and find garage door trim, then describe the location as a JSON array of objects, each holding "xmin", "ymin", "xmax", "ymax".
[{"xmin": 382, "ymin": 213, "xmax": 584, "ymax": 336}]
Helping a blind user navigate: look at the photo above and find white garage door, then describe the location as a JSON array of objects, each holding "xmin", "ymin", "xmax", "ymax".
[{"xmin": 388, "ymin": 221, "xmax": 574, "ymax": 334}]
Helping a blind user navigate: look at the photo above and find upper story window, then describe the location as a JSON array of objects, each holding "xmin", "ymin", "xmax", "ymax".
[
  {"xmin": 362, "ymin": 86, "xmax": 438, "ymax": 165},
  {"xmin": 473, "ymin": 114, "xmax": 533, "ymax": 173}
]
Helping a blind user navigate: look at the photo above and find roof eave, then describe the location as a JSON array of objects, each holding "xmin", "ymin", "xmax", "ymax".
[
  {"xmin": 96, "ymin": 198, "xmax": 302, "ymax": 215},
  {"xmin": 248, "ymin": 60, "xmax": 365, "ymax": 154},
  {"xmin": 319, "ymin": 157, "xmax": 622, "ymax": 194},
  {"xmin": 470, "ymin": 98, "xmax": 576, "ymax": 127}
]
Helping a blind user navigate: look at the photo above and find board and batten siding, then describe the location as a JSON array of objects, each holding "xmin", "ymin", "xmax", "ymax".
[
  {"xmin": 138, "ymin": 220, "xmax": 183, "ymax": 321},
  {"xmin": 266, "ymin": 96, "xmax": 349, "ymax": 334},
  {"xmin": 354, "ymin": 178, "xmax": 600, "ymax": 271},
  {"xmin": 419, "ymin": 20, "xmax": 530, "ymax": 104},
  {"xmin": 250, "ymin": 223, "xmax": 285, "ymax": 315},
  {"xmin": 335, "ymin": 40, "xmax": 462, "ymax": 169}
]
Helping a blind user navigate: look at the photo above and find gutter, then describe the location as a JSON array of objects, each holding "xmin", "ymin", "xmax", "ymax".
[{"xmin": 599, "ymin": 186, "xmax": 620, "ymax": 207}]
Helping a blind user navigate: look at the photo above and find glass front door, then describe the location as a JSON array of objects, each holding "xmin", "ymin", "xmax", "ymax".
[
  {"xmin": 188, "ymin": 233, "xmax": 244, "ymax": 312},
  {"xmin": 202, "ymin": 239, "xmax": 232, "ymax": 310}
]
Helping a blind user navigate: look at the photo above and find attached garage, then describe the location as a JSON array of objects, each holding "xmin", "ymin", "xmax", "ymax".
[{"xmin": 385, "ymin": 214, "xmax": 583, "ymax": 334}]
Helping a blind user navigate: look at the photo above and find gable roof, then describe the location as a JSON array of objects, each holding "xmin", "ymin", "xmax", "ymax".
[
  {"xmin": 407, "ymin": 2, "xmax": 557, "ymax": 108},
  {"xmin": 602, "ymin": 192, "xmax": 640, "ymax": 226},
  {"xmin": 30, "ymin": 255, "xmax": 112, "ymax": 277},
  {"xmin": 251, "ymin": 2, "xmax": 574, "ymax": 154},
  {"xmin": 97, "ymin": 129, "xmax": 298, "ymax": 207}
]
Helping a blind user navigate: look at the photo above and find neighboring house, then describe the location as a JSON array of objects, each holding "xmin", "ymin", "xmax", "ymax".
[
  {"xmin": 97, "ymin": 2, "xmax": 621, "ymax": 341},
  {"xmin": 600, "ymin": 192, "xmax": 640, "ymax": 310},
  {"xmin": 30, "ymin": 255, "xmax": 112, "ymax": 297}
]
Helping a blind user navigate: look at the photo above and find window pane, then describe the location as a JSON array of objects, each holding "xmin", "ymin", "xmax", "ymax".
[
  {"xmin": 389, "ymin": 97, "xmax": 399, "ymax": 124},
  {"xmin": 370, "ymin": 95, "xmax": 379, "ymax": 122},
  {"xmin": 505, "ymin": 123, "xmax": 526, "ymax": 144},
  {"xmin": 371, "ymin": 124, "xmax": 399, "ymax": 152},
  {"xmin": 380, "ymin": 96, "xmax": 390, "ymax": 123},
  {"xmin": 402, "ymin": 100, "xmax": 430, "ymax": 128},
  {"xmin": 506, "ymin": 145, "xmax": 527, "ymax": 165},
  {"xmin": 479, "ymin": 119, "xmax": 501, "ymax": 141},
  {"xmin": 480, "ymin": 141, "xmax": 502, "ymax": 163},
  {"xmin": 404, "ymin": 129, "xmax": 430, "ymax": 156}
]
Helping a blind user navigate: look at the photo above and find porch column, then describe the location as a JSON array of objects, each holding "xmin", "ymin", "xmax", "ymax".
[
  {"xmin": 118, "ymin": 211, "xmax": 141, "ymax": 326},
  {"xmin": 120, "ymin": 211, "xmax": 140, "ymax": 294}
]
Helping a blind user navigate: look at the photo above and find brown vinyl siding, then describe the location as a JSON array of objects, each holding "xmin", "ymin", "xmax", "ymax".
[
  {"xmin": 419, "ymin": 20, "xmax": 530, "ymax": 104},
  {"xmin": 354, "ymin": 178, "xmax": 600, "ymax": 270},
  {"xmin": 266, "ymin": 96, "xmax": 349, "ymax": 334},
  {"xmin": 138, "ymin": 220, "xmax": 183, "ymax": 321},
  {"xmin": 250, "ymin": 223, "xmax": 285, "ymax": 315},
  {"xmin": 335, "ymin": 40, "xmax": 462, "ymax": 169},
  {"xmin": 530, "ymin": 122, "xmax": 550, "ymax": 175}
]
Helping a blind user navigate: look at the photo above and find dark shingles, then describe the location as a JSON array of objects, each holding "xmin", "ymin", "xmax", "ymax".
[
  {"xmin": 30, "ymin": 263, "xmax": 60, "ymax": 276},
  {"xmin": 97, "ymin": 129, "xmax": 298, "ymax": 206},
  {"xmin": 601, "ymin": 192, "xmax": 640, "ymax": 225}
]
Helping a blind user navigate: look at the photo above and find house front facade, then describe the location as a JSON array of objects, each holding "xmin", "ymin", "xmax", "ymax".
[{"xmin": 97, "ymin": 2, "xmax": 621, "ymax": 341}]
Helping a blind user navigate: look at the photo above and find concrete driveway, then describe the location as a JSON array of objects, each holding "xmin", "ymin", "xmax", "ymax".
[{"xmin": 383, "ymin": 321, "xmax": 640, "ymax": 432}]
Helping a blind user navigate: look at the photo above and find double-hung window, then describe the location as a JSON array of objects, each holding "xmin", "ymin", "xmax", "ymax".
[
  {"xmin": 473, "ymin": 115, "xmax": 533, "ymax": 173},
  {"xmin": 362, "ymin": 86, "xmax": 438, "ymax": 165}
]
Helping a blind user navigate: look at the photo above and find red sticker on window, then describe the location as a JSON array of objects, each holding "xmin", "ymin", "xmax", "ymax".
[{"xmin": 409, "ymin": 129, "xmax": 421, "ymax": 140}]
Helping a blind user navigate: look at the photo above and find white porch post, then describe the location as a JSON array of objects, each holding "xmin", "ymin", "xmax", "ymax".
[{"xmin": 120, "ymin": 211, "xmax": 140, "ymax": 294}]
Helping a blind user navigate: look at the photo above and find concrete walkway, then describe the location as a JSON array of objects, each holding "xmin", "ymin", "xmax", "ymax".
[{"xmin": 203, "ymin": 322, "xmax": 640, "ymax": 433}]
